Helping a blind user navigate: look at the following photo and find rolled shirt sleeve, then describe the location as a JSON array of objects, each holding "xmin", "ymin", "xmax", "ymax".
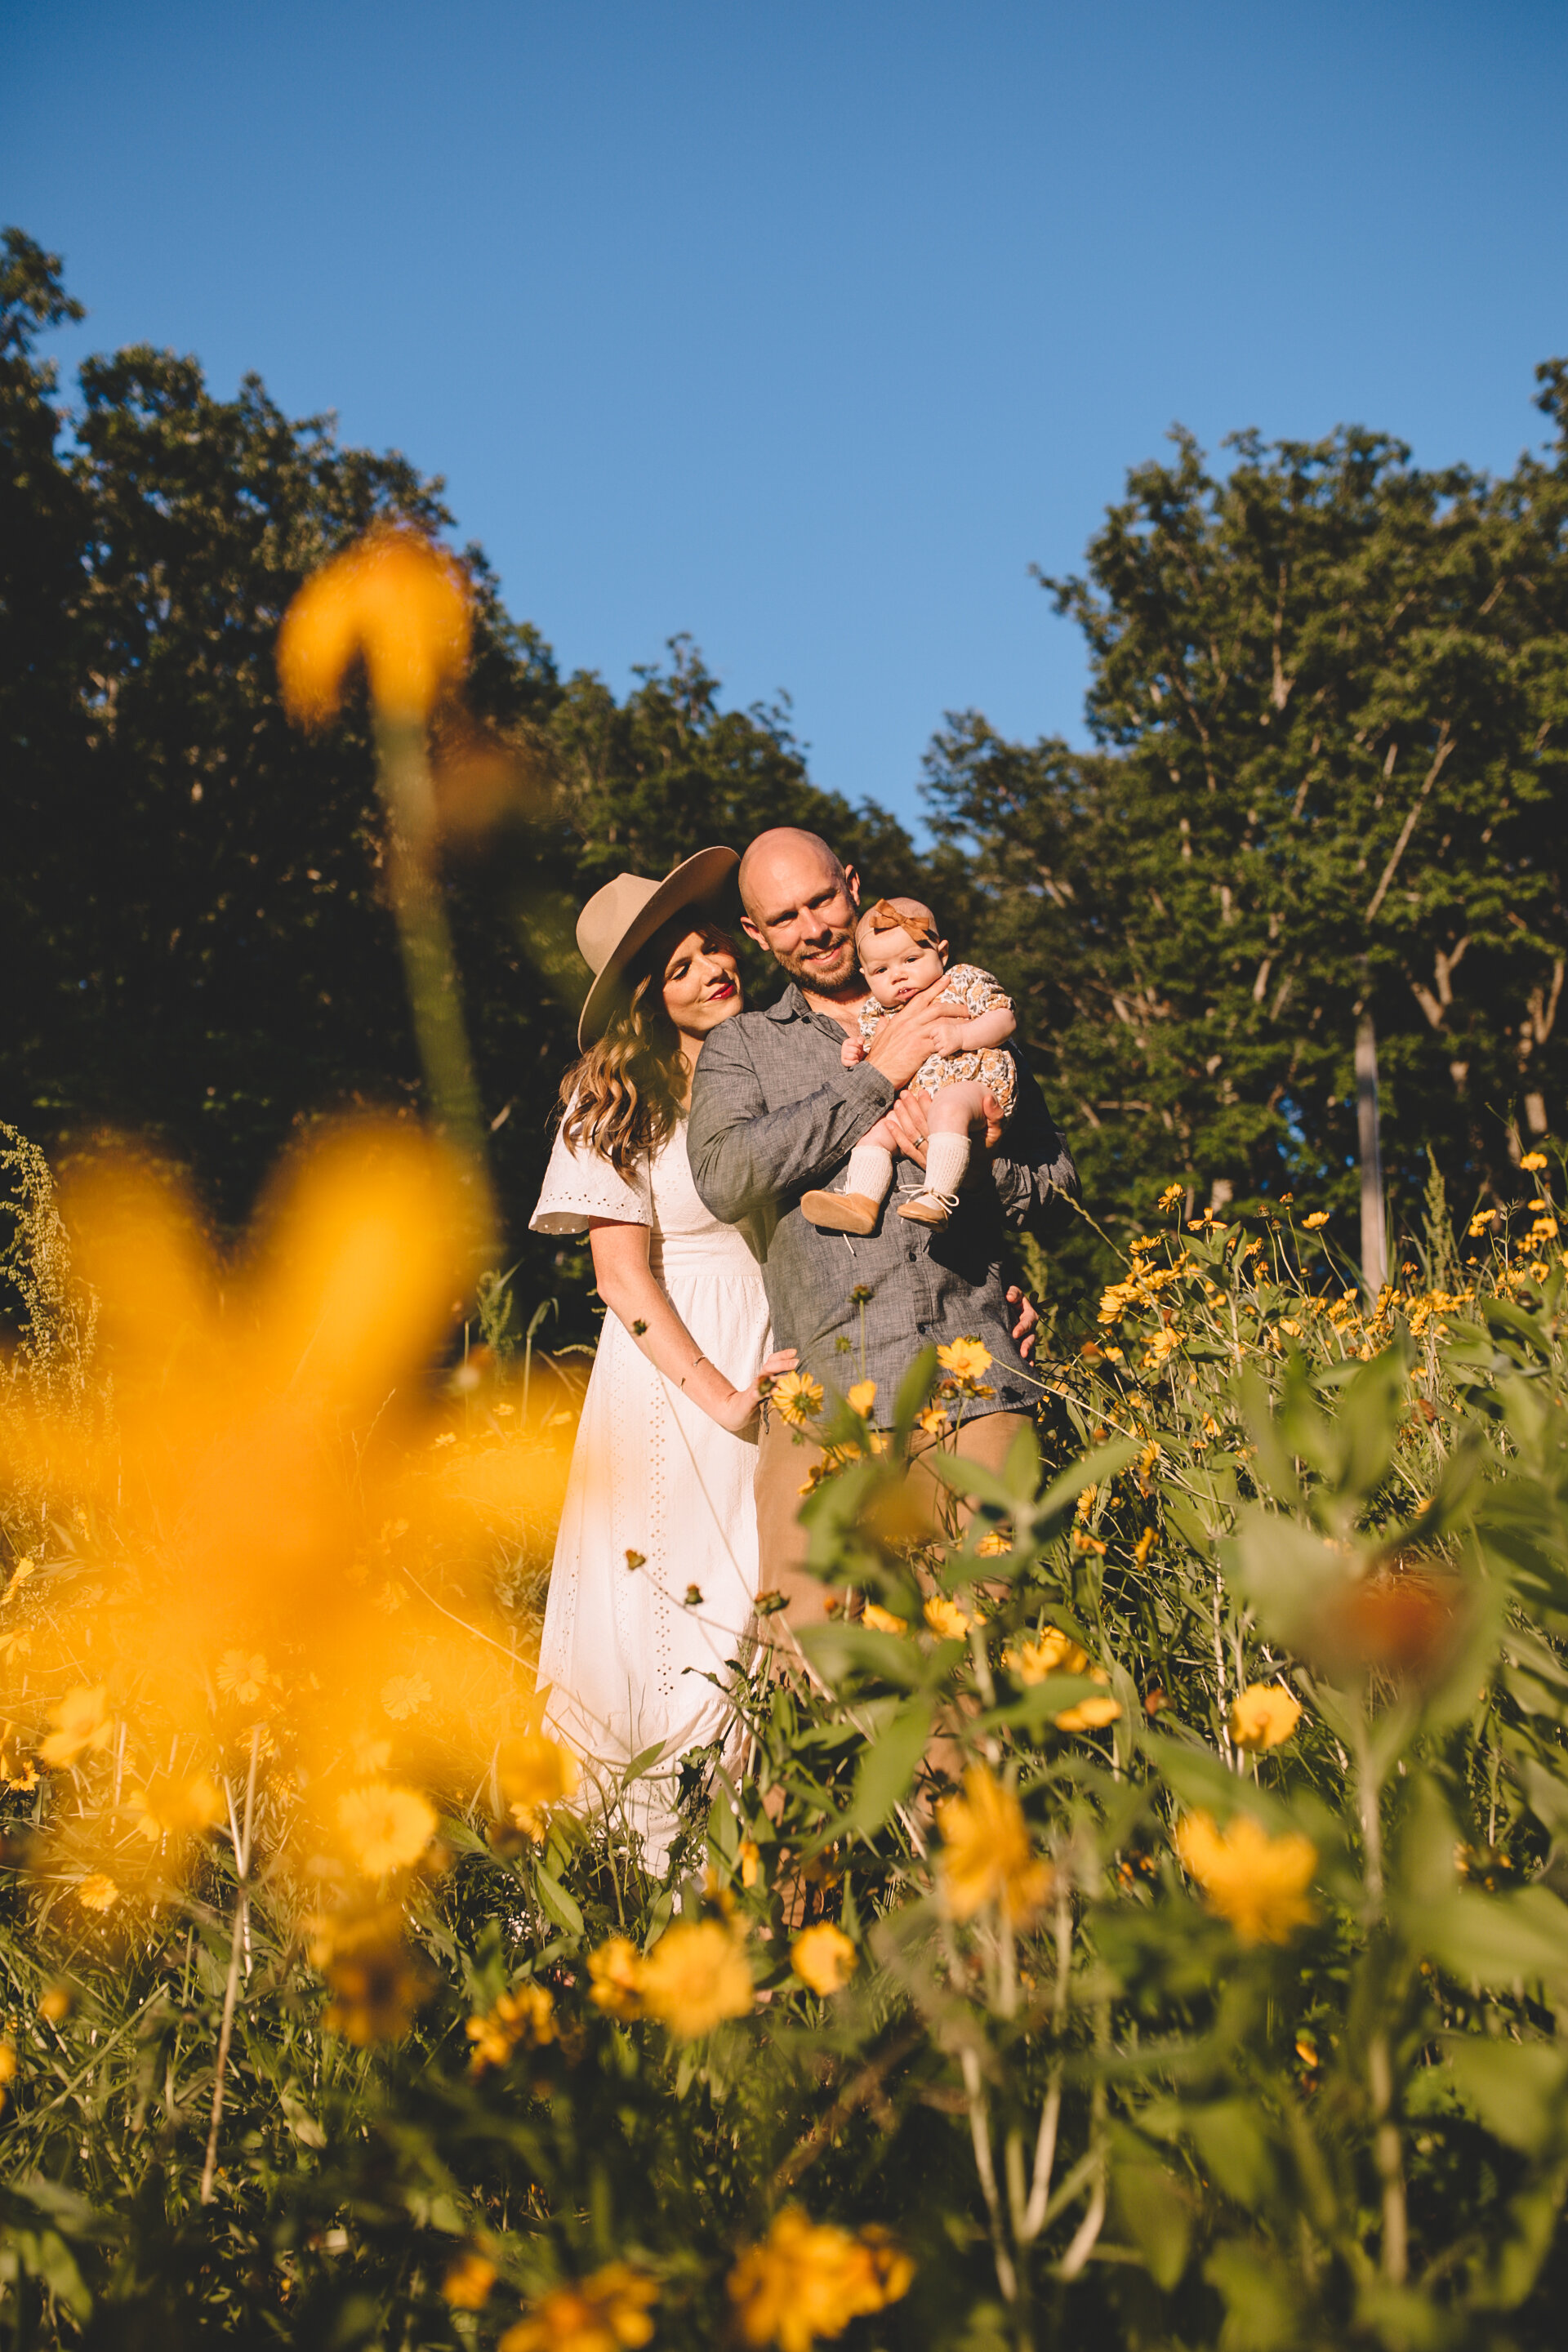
[{"xmin": 688, "ymin": 1013, "xmax": 897, "ymax": 1226}]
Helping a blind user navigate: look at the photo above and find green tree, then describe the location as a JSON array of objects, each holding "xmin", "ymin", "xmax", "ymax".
[{"xmin": 929, "ymin": 370, "xmax": 1568, "ymax": 1298}]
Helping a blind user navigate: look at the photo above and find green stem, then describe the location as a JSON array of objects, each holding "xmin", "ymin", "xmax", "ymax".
[{"xmin": 374, "ymin": 716, "xmax": 487, "ymax": 1168}]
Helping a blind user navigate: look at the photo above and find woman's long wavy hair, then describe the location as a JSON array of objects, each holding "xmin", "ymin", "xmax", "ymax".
[{"xmin": 558, "ymin": 922, "xmax": 736, "ymax": 1172}]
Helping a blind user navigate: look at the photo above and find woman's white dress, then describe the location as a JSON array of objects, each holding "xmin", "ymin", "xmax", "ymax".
[{"xmin": 530, "ymin": 1116, "xmax": 772, "ymax": 1870}]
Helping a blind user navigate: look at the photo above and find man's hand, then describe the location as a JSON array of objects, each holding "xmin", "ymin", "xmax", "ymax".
[
  {"xmin": 860, "ymin": 981, "xmax": 959, "ymax": 1089},
  {"xmin": 1005, "ymin": 1285, "xmax": 1040, "ymax": 1361}
]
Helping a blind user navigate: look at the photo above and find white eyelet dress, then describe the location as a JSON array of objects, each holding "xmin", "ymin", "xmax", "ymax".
[{"xmin": 529, "ymin": 1115, "xmax": 773, "ymax": 1872}]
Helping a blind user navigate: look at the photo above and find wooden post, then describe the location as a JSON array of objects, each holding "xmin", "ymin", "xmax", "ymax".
[{"xmin": 1356, "ymin": 1013, "xmax": 1388, "ymax": 1294}]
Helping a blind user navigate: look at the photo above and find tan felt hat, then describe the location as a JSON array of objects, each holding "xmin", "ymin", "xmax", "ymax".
[{"xmin": 575, "ymin": 846, "xmax": 740, "ymax": 1048}]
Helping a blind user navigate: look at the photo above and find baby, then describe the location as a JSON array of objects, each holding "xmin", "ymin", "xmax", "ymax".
[{"xmin": 801, "ymin": 897, "xmax": 1018, "ymax": 1235}]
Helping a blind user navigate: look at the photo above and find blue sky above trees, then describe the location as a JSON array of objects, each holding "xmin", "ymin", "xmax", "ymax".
[{"xmin": 5, "ymin": 0, "xmax": 1566, "ymax": 823}]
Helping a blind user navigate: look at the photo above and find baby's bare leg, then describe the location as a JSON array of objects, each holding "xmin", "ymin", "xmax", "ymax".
[
  {"xmin": 924, "ymin": 1079, "xmax": 991, "ymax": 1136},
  {"xmin": 856, "ymin": 1111, "xmax": 901, "ymax": 1152}
]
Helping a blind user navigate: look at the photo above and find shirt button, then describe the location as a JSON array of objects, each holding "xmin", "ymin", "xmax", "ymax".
[{"xmin": 906, "ymin": 1246, "xmax": 918, "ymax": 1262}]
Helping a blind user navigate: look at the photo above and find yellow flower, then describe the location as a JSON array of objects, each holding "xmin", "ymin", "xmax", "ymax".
[
  {"xmin": 466, "ymin": 1981, "xmax": 556, "ymax": 2074},
  {"xmin": 128, "ymin": 1772, "xmax": 225, "ymax": 1840},
  {"xmin": 728, "ymin": 2209, "xmax": 913, "ymax": 2351},
  {"xmin": 936, "ymin": 1336, "xmax": 992, "ymax": 1388},
  {"xmin": 0, "ymin": 2042, "xmax": 16, "ymax": 2110},
  {"xmin": 845, "ymin": 1379, "xmax": 877, "ymax": 1418},
  {"xmin": 1054, "ymin": 1693, "xmax": 1121, "ymax": 1732},
  {"xmin": 500, "ymin": 2263, "xmax": 658, "ymax": 2352},
  {"xmin": 1009, "ymin": 1627, "xmax": 1088, "ymax": 1682},
  {"xmin": 311, "ymin": 1904, "xmax": 434, "ymax": 2042},
  {"xmin": 914, "ymin": 1402, "xmax": 950, "ymax": 1437},
  {"xmin": 974, "ymin": 1527, "xmax": 1013, "ymax": 1557},
  {"xmin": 1134, "ymin": 1527, "xmax": 1156, "ymax": 1567},
  {"xmin": 587, "ymin": 1935, "xmax": 645, "ymax": 2020},
  {"xmin": 771, "ymin": 1370, "xmax": 825, "ymax": 1426},
  {"xmin": 1302, "ymin": 1211, "xmax": 1330, "ymax": 1231},
  {"xmin": 77, "ymin": 1873, "xmax": 120, "ymax": 1915},
  {"xmin": 738, "ymin": 1837, "xmax": 761, "ymax": 1889},
  {"xmin": 38, "ymin": 1985, "xmax": 71, "ymax": 2025},
  {"xmin": 0, "ymin": 1723, "xmax": 38, "ymax": 1792},
  {"xmin": 862, "ymin": 1602, "xmax": 908, "ymax": 1635},
  {"xmin": 923, "ymin": 1594, "xmax": 973, "ymax": 1641},
  {"xmin": 337, "ymin": 1781, "xmax": 437, "ymax": 1876},
  {"xmin": 1229, "ymin": 1682, "xmax": 1303, "ymax": 1751},
  {"xmin": 1158, "ymin": 1183, "xmax": 1184, "ymax": 1212},
  {"xmin": 498, "ymin": 1731, "xmax": 580, "ymax": 1838},
  {"xmin": 1176, "ymin": 1811, "xmax": 1317, "ymax": 1944},
  {"xmin": 937, "ymin": 1766, "xmax": 1051, "ymax": 1926},
  {"xmin": 1521, "ymin": 1151, "xmax": 1548, "ymax": 1172},
  {"xmin": 216, "ymin": 1650, "xmax": 276, "ymax": 1708},
  {"xmin": 380, "ymin": 1673, "xmax": 432, "ymax": 1721},
  {"xmin": 38, "ymin": 1683, "xmax": 113, "ymax": 1769},
  {"xmin": 637, "ymin": 1918, "xmax": 753, "ymax": 2038},
  {"xmin": 1279, "ymin": 1316, "xmax": 1303, "ymax": 1338},
  {"xmin": 442, "ymin": 2250, "xmax": 497, "ymax": 2310},
  {"xmin": 791, "ymin": 1922, "xmax": 858, "ymax": 1995},
  {"xmin": 278, "ymin": 524, "xmax": 471, "ymax": 728}
]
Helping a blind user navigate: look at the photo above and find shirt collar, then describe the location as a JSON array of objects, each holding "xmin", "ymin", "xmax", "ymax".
[{"xmin": 764, "ymin": 983, "xmax": 809, "ymax": 1022}]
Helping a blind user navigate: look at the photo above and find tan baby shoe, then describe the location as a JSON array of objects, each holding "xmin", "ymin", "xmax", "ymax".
[
  {"xmin": 801, "ymin": 1190, "xmax": 882, "ymax": 1236},
  {"xmin": 896, "ymin": 1188, "xmax": 959, "ymax": 1227}
]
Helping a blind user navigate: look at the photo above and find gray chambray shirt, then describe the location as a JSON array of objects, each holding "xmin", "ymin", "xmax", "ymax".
[{"xmin": 686, "ymin": 982, "xmax": 1078, "ymax": 1416}]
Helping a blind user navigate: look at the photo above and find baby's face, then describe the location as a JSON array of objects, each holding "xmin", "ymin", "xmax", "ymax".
[{"xmin": 860, "ymin": 926, "xmax": 947, "ymax": 1008}]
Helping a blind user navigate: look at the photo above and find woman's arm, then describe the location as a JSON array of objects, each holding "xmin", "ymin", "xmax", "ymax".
[{"xmin": 589, "ymin": 1218, "xmax": 795, "ymax": 1434}]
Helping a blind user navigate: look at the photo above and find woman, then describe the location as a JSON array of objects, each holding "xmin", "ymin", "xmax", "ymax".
[{"xmin": 530, "ymin": 849, "xmax": 795, "ymax": 1871}]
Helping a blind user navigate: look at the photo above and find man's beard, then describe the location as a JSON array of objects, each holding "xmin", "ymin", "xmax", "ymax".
[{"xmin": 775, "ymin": 934, "xmax": 862, "ymax": 995}]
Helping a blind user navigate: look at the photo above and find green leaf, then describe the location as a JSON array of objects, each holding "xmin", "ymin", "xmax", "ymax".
[
  {"xmin": 533, "ymin": 1861, "xmax": 585, "ymax": 1940},
  {"xmin": 1410, "ymin": 1884, "xmax": 1568, "ymax": 1993},
  {"xmin": 1109, "ymin": 2140, "xmax": 1191, "ymax": 2289},
  {"xmin": 795, "ymin": 1623, "xmax": 928, "ymax": 1692},
  {"xmin": 837, "ymin": 1697, "xmax": 932, "ymax": 1838},
  {"xmin": 1441, "ymin": 2031, "xmax": 1568, "ymax": 2154},
  {"xmin": 1183, "ymin": 2100, "xmax": 1277, "ymax": 2210}
]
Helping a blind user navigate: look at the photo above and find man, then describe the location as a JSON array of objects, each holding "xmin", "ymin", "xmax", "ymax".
[{"xmin": 687, "ymin": 826, "xmax": 1077, "ymax": 1624}]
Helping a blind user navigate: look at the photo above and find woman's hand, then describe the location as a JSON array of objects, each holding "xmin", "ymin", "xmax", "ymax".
[
  {"xmin": 711, "ymin": 1346, "xmax": 798, "ymax": 1434},
  {"xmin": 1005, "ymin": 1285, "xmax": 1040, "ymax": 1361}
]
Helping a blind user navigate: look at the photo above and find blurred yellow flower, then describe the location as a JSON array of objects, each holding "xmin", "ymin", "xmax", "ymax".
[
  {"xmin": 587, "ymin": 1935, "xmax": 645, "ymax": 2020},
  {"xmin": 637, "ymin": 1918, "xmax": 753, "ymax": 2038},
  {"xmin": 1302, "ymin": 1211, "xmax": 1330, "ymax": 1231},
  {"xmin": 38, "ymin": 1683, "xmax": 113, "ymax": 1769},
  {"xmin": 337, "ymin": 1781, "xmax": 436, "ymax": 1877},
  {"xmin": 791, "ymin": 1922, "xmax": 858, "ymax": 1995},
  {"xmin": 498, "ymin": 1731, "xmax": 580, "ymax": 1838},
  {"xmin": 312, "ymin": 1904, "xmax": 434, "ymax": 2042},
  {"xmin": 728, "ymin": 2209, "xmax": 912, "ymax": 2351},
  {"xmin": 380, "ymin": 1673, "xmax": 432, "ymax": 1722},
  {"xmin": 1521, "ymin": 1151, "xmax": 1548, "ymax": 1172},
  {"xmin": 128, "ymin": 1773, "xmax": 225, "ymax": 1841},
  {"xmin": 1009, "ymin": 1627, "xmax": 1089, "ymax": 1682},
  {"xmin": 499, "ymin": 2264, "xmax": 658, "ymax": 2352},
  {"xmin": 937, "ymin": 1766, "xmax": 1051, "ymax": 1926},
  {"xmin": 974, "ymin": 1527, "xmax": 1013, "ymax": 1557},
  {"xmin": 1229, "ymin": 1682, "xmax": 1303, "ymax": 1750},
  {"xmin": 1158, "ymin": 1183, "xmax": 1184, "ymax": 1212},
  {"xmin": 76, "ymin": 1873, "xmax": 120, "ymax": 1915},
  {"xmin": 442, "ymin": 2250, "xmax": 497, "ymax": 2310},
  {"xmin": 466, "ymin": 1981, "xmax": 555, "ymax": 2074},
  {"xmin": 914, "ymin": 1402, "xmax": 950, "ymax": 1437},
  {"xmin": 1176, "ymin": 1811, "xmax": 1316, "ymax": 1944},
  {"xmin": 1054, "ymin": 1693, "xmax": 1121, "ymax": 1732},
  {"xmin": 278, "ymin": 524, "xmax": 471, "ymax": 728},
  {"xmin": 772, "ymin": 1370, "xmax": 825, "ymax": 1426},
  {"xmin": 923, "ymin": 1594, "xmax": 973, "ymax": 1641},
  {"xmin": 0, "ymin": 2042, "xmax": 16, "ymax": 2110},
  {"xmin": 862, "ymin": 1602, "xmax": 908, "ymax": 1635},
  {"xmin": 937, "ymin": 1336, "xmax": 992, "ymax": 1388},
  {"xmin": 845, "ymin": 1380, "xmax": 877, "ymax": 1417},
  {"xmin": 738, "ymin": 1837, "xmax": 761, "ymax": 1888},
  {"xmin": 38, "ymin": 1985, "xmax": 71, "ymax": 2025}
]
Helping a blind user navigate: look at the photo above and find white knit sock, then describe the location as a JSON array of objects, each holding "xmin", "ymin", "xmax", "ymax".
[
  {"xmin": 923, "ymin": 1132, "xmax": 971, "ymax": 1198},
  {"xmin": 844, "ymin": 1143, "xmax": 893, "ymax": 1203}
]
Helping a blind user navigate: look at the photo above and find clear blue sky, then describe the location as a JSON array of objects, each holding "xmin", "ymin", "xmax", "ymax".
[{"xmin": 5, "ymin": 0, "xmax": 1566, "ymax": 828}]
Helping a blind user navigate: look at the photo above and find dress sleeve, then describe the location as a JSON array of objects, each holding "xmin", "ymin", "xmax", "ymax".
[
  {"xmin": 529, "ymin": 1118, "xmax": 653, "ymax": 1234},
  {"xmin": 947, "ymin": 963, "xmax": 1013, "ymax": 1018}
]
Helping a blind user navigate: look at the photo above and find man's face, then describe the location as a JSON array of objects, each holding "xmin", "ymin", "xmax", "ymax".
[{"xmin": 741, "ymin": 849, "xmax": 862, "ymax": 994}]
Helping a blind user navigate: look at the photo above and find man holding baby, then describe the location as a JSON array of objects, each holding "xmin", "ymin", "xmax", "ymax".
[{"xmin": 688, "ymin": 826, "xmax": 1078, "ymax": 1625}]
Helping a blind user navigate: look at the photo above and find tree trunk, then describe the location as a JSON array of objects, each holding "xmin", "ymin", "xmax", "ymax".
[{"xmin": 1356, "ymin": 1013, "xmax": 1388, "ymax": 1294}]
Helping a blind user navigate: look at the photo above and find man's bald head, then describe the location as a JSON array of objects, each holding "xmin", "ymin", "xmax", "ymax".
[
  {"xmin": 738, "ymin": 827, "xmax": 863, "ymax": 1000},
  {"xmin": 737, "ymin": 827, "xmax": 845, "ymax": 918}
]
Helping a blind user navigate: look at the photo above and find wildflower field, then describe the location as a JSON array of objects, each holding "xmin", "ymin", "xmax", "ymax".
[
  {"xmin": 5, "ymin": 1107, "xmax": 1568, "ymax": 2352},
  {"xmin": 4, "ymin": 525, "xmax": 1568, "ymax": 2352}
]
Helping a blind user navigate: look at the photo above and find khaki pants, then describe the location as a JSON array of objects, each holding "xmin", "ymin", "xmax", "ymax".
[{"xmin": 755, "ymin": 1408, "xmax": 1031, "ymax": 1632}]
